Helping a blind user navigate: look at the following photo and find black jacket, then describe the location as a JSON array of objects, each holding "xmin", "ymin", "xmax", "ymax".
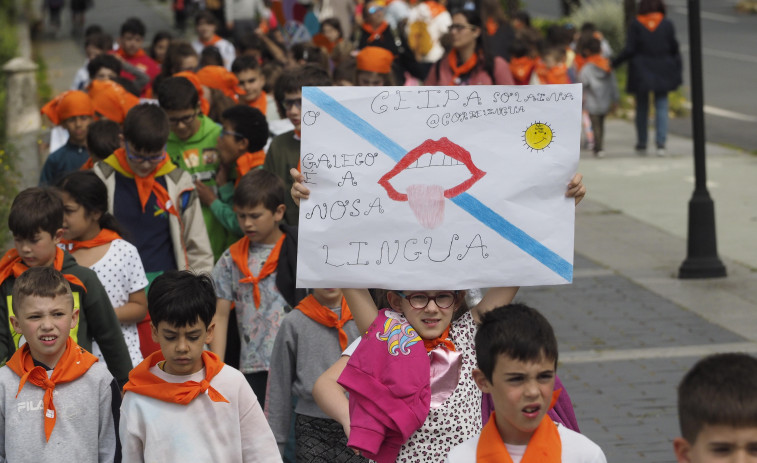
[{"xmin": 613, "ymin": 17, "xmax": 682, "ymax": 93}]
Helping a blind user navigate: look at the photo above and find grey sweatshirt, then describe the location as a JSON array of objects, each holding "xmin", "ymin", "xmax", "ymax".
[
  {"xmin": 0, "ymin": 361, "xmax": 117, "ymax": 463},
  {"xmin": 266, "ymin": 308, "xmax": 360, "ymax": 453},
  {"xmin": 579, "ymin": 62, "xmax": 620, "ymax": 116}
]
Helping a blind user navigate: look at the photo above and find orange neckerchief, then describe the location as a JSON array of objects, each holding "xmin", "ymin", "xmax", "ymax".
[
  {"xmin": 201, "ymin": 34, "xmax": 223, "ymax": 47},
  {"xmin": 425, "ymin": 1, "xmax": 446, "ymax": 18},
  {"xmin": 109, "ymin": 148, "xmax": 179, "ymax": 217},
  {"xmin": 123, "ymin": 350, "xmax": 229, "ymax": 405},
  {"xmin": 248, "ymin": 91, "xmax": 267, "ymax": 115},
  {"xmin": 362, "ymin": 21, "xmax": 389, "ymax": 43},
  {"xmin": 229, "ymin": 233, "xmax": 286, "ymax": 309},
  {"xmin": 583, "ymin": 53, "xmax": 611, "ymax": 73},
  {"xmin": 485, "ymin": 17, "xmax": 498, "ymax": 36},
  {"xmin": 0, "ymin": 248, "xmax": 86, "ymax": 291},
  {"xmin": 510, "ymin": 56, "xmax": 535, "ymax": 85},
  {"xmin": 535, "ymin": 60, "xmax": 571, "ymax": 84},
  {"xmin": 116, "ymin": 48, "xmax": 147, "ymax": 60},
  {"xmin": 6, "ymin": 338, "xmax": 98, "ymax": 441},
  {"xmin": 80, "ymin": 157, "xmax": 95, "ymax": 170},
  {"xmin": 296, "ymin": 295, "xmax": 353, "ymax": 350},
  {"xmin": 234, "ymin": 150, "xmax": 265, "ymax": 185},
  {"xmin": 476, "ymin": 390, "xmax": 562, "ymax": 463},
  {"xmin": 448, "ymin": 49, "xmax": 478, "ymax": 85},
  {"xmin": 637, "ymin": 12, "xmax": 664, "ymax": 32},
  {"xmin": 60, "ymin": 228, "xmax": 122, "ymax": 253},
  {"xmin": 423, "ymin": 324, "xmax": 456, "ymax": 352}
]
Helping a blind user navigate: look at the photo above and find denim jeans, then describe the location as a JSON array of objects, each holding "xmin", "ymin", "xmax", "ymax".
[{"xmin": 634, "ymin": 90, "xmax": 669, "ymax": 149}]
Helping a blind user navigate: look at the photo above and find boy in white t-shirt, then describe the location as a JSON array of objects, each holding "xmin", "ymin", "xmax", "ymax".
[{"xmin": 446, "ymin": 304, "xmax": 606, "ymax": 463}]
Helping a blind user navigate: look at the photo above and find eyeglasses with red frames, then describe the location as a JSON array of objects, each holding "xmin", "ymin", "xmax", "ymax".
[{"xmin": 395, "ymin": 291, "xmax": 458, "ymax": 309}]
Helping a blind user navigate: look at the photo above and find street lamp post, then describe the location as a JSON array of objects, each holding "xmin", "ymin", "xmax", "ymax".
[{"xmin": 678, "ymin": 0, "xmax": 726, "ymax": 279}]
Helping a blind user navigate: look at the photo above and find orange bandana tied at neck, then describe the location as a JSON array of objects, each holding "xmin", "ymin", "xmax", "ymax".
[
  {"xmin": 583, "ymin": 54, "xmax": 611, "ymax": 73},
  {"xmin": 80, "ymin": 157, "xmax": 96, "ymax": 170},
  {"xmin": 60, "ymin": 228, "xmax": 122, "ymax": 253},
  {"xmin": 362, "ymin": 21, "xmax": 389, "ymax": 42},
  {"xmin": 510, "ymin": 56, "xmax": 535, "ymax": 85},
  {"xmin": 423, "ymin": 324, "xmax": 456, "ymax": 353},
  {"xmin": 124, "ymin": 351, "xmax": 229, "ymax": 404},
  {"xmin": 296, "ymin": 295, "xmax": 353, "ymax": 350},
  {"xmin": 6, "ymin": 338, "xmax": 98, "ymax": 441},
  {"xmin": 108, "ymin": 148, "xmax": 180, "ymax": 217},
  {"xmin": 485, "ymin": 18, "xmax": 498, "ymax": 36},
  {"xmin": 248, "ymin": 91, "xmax": 268, "ymax": 115},
  {"xmin": 234, "ymin": 151, "xmax": 265, "ymax": 185},
  {"xmin": 115, "ymin": 48, "xmax": 146, "ymax": 60},
  {"xmin": 637, "ymin": 12, "xmax": 664, "ymax": 32},
  {"xmin": 229, "ymin": 233, "xmax": 286, "ymax": 308},
  {"xmin": 448, "ymin": 49, "xmax": 478, "ymax": 85},
  {"xmin": 0, "ymin": 248, "xmax": 86, "ymax": 291},
  {"xmin": 476, "ymin": 390, "xmax": 563, "ymax": 463},
  {"xmin": 201, "ymin": 34, "xmax": 223, "ymax": 47}
]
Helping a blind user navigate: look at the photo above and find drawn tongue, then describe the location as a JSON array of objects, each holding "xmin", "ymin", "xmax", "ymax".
[{"xmin": 407, "ymin": 184, "xmax": 445, "ymax": 229}]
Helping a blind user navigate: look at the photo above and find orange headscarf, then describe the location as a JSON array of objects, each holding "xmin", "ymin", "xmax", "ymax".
[
  {"xmin": 0, "ymin": 248, "xmax": 86, "ymax": 291},
  {"xmin": 357, "ymin": 46, "xmax": 394, "ymax": 74},
  {"xmin": 6, "ymin": 338, "xmax": 98, "ymax": 441},
  {"xmin": 124, "ymin": 350, "xmax": 229, "ymax": 404},
  {"xmin": 476, "ymin": 390, "xmax": 563, "ymax": 463},
  {"xmin": 637, "ymin": 12, "xmax": 664, "ymax": 32},
  {"xmin": 105, "ymin": 148, "xmax": 179, "ymax": 217},
  {"xmin": 60, "ymin": 229, "xmax": 122, "ymax": 253},
  {"xmin": 88, "ymin": 80, "xmax": 140, "ymax": 124},
  {"xmin": 196, "ymin": 65, "xmax": 244, "ymax": 101},
  {"xmin": 173, "ymin": 71, "xmax": 211, "ymax": 116},
  {"xmin": 229, "ymin": 233, "xmax": 285, "ymax": 309},
  {"xmin": 296, "ymin": 295, "xmax": 353, "ymax": 350},
  {"xmin": 40, "ymin": 90, "xmax": 94, "ymax": 125}
]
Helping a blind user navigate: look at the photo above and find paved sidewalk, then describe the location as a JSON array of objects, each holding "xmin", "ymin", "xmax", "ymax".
[{"xmin": 31, "ymin": 4, "xmax": 757, "ymax": 460}]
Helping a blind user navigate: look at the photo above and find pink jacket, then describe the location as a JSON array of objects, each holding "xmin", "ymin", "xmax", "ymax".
[{"xmin": 337, "ymin": 309, "xmax": 431, "ymax": 463}]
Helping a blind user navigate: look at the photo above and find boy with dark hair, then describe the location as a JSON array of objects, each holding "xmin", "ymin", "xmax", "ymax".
[
  {"xmin": 157, "ymin": 76, "xmax": 230, "ymax": 261},
  {"xmin": 231, "ymin": 55, "xmax": 269, "ymax": 115},
  {"xmin": 93, "ymin": 104, "xmax": 213, "ymax": 279},
  {"xmin": 263, "ymin": 64, "xmax": 332, "ymax": 226},
  {"xmin": 192, "ymin": 10, "xmax": 236, "ymax": 69},
  {"xmin": 673, "ymin": 353, "xmax": 757, "ymax": 463},
  {"xmin": 210, "ymin": 169, "xmax": 306, "ymax": 406},
  {"xmin": 0, "ymin": 267, "xmax": 119, "ymax": 461},
  {"xmin": 194, "ymin": 104, "xmax": 269, "ymax": 237},
  {"xmin": 85, "ymin": 119, "xmax": 122, "ymax": 167},
  {"xmin": 120, "ymin": 270, "xmax": 280, "ymax": 462},
  {"xmin": 447, "ymin": 304, "xmax": 606, "ymax": 462},
  {"xmin": 116, "ymin": 17, "xmax": 161, "ymax": 96},
  {"xmin": 39, "ymin": 90, "xmax": 95, "ymax": 185},
  {"xmin": 72, "ymin": 31, "xmax": 115, "ymax": 91},
  {"xmin": 0, "ymin": 188, "xmax": 133, "ymax": 387}
]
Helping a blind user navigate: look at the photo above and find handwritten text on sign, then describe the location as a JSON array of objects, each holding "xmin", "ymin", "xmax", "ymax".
[{"xmin": 297, "ymin": 85, "xmax": 582, "ymax": 290}]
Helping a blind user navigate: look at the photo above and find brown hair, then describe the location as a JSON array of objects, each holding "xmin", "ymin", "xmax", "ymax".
[{"xmin": 12, "ymin": 267, "xmax": 73, "ymax": 314}]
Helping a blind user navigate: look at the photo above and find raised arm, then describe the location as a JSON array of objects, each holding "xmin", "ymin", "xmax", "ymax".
[
  {"xmin": 209, "ymin": 299, "xmax": 231, "ymax": 360},
  {"xmin": 342, "ymin": 288, "xmax": 378, "ymax": 334}
]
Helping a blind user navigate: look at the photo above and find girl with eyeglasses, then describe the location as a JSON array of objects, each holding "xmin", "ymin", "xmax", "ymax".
[
  {"xmin": 425, "ymin": 8, "xmax": 515, "ymax": 86},
  {"xmin": 290, "ymin": 169, "xmax": 586, "ymax": 463}
]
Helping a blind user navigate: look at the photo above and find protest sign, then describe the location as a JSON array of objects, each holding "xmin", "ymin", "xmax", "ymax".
[{"xmin": 296, "ymin": 84, "xmax": 582, "ymax": 289}]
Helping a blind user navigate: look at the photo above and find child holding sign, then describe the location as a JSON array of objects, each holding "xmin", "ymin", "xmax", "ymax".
[{"xmin": 293, "ymin": 169, "xmax": 585, "ymax": 462}]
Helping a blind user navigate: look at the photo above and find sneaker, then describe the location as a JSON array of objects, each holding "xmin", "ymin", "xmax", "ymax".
[
  {"xmin": 656, "ymin": 148, "xmax": 666, "ymax": 157},
  {"xmin": 594, "ymin": 150, "xmax": 605, "ymax": 158}
]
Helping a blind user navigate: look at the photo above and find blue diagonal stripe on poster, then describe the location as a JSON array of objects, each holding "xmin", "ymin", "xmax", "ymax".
[{"xmin": 303, "ymin": 87, "xmax": 573, "ymax": 282}]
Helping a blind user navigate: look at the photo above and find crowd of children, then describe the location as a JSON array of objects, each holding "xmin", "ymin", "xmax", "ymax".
[{"xmin": 2, "ymin": 1, "xmax": 742, "ymax": 462}]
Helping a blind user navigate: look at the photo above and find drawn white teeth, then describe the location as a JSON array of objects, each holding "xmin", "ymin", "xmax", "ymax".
[{"xmin": 404, "ymin": 152, "xmax": 464, "ymax": 169}]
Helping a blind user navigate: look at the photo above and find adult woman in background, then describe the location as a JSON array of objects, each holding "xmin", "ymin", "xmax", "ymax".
[
  {"xmin": 425, "ymin": 8, "xmax": 514, "ymax": 85},
  {"xmin": 613, "ymin": 0, "xmax": 682, "ymax": 156}
]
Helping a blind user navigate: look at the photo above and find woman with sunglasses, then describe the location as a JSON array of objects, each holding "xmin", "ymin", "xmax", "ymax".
[{"xmin": 425, "ymin": 8, "xmax": 515, "ymax": 86}]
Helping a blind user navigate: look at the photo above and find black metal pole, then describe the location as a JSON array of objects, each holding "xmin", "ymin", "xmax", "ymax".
[{"xmin": 678, "ymin": 0, "xmax": 726, "ymax": 278}]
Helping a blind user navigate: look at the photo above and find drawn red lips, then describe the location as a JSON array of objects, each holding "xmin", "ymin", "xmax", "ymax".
[{"xmin": 378, "ymin": 137, "xmax": 486, "ymax": 229}]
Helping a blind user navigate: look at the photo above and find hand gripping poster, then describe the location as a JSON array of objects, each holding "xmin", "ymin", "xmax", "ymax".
[{"xmin": 296, "ymin": 84, "xmax": 582, "ymax": 289}]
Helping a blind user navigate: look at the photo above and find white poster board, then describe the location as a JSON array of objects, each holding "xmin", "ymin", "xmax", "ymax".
[{"xmin": 296, "ymin": 84, "xmax": 582, "ymax": 290}]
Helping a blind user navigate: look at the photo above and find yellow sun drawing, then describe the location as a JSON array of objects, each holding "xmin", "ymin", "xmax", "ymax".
[{"xmin": 523, "ymin": 122, "xmax": 554, "ymax": 151}]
